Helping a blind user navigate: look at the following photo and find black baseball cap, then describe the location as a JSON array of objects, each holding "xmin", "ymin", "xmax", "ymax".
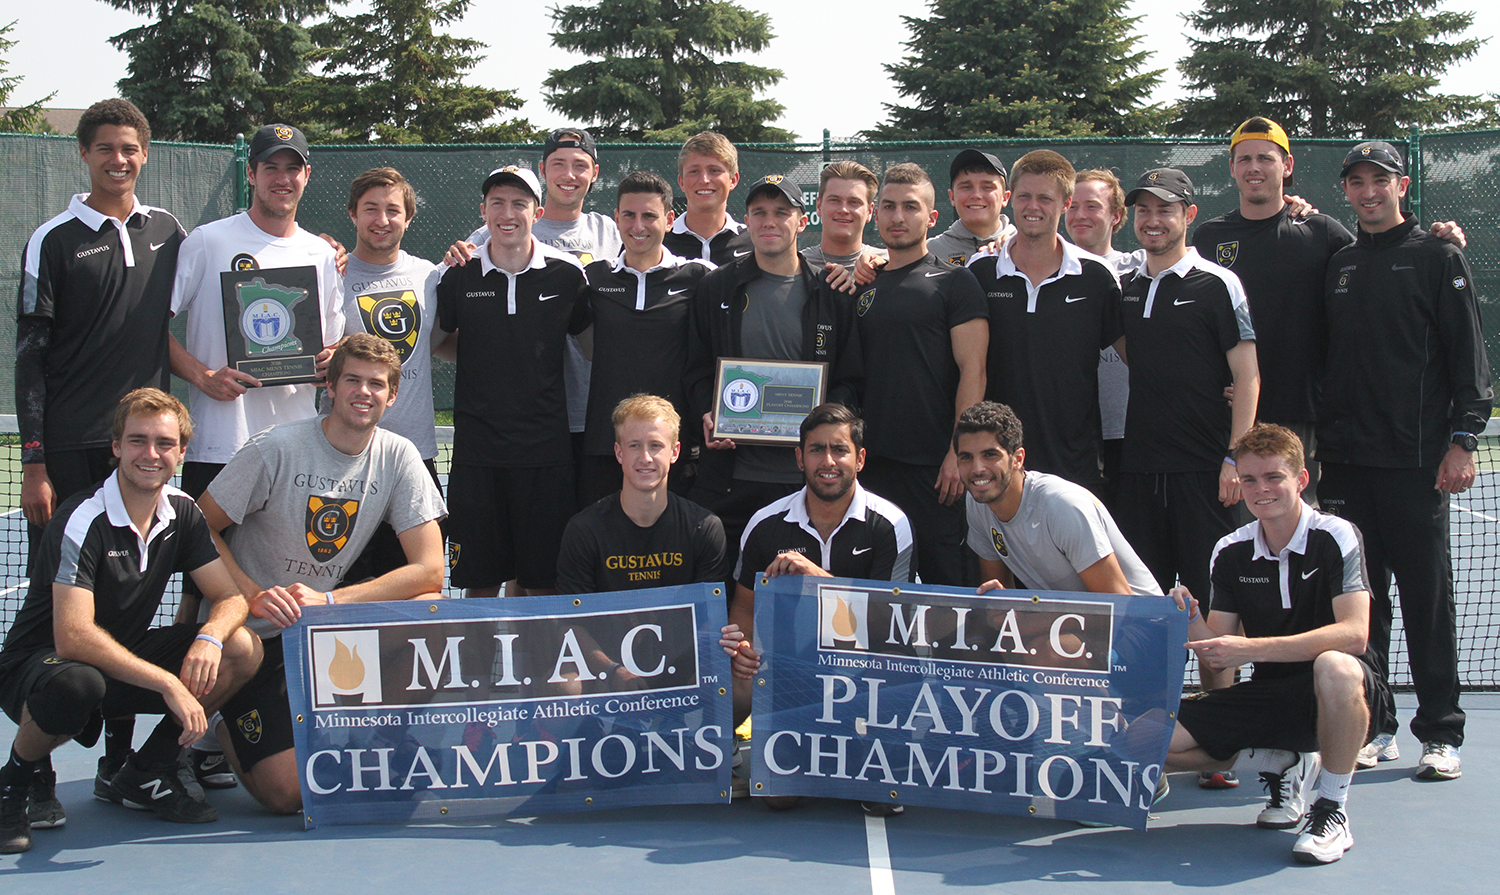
[
  {"xmin": 745, "ymin": 174, "xmax": 803, "ymax": 209},
  {"xmin": 481, "ymin": 165, "xmax": 543, "ymax": 203},
  {"xmin": 543, "ymin": 127, "xmax": 598, "ymax": 164},
  {"xmin": 249, "ymin": 124, "xmax": 310, "ymax": 165},
  {"xmin": 949, "ymin": 149, "xmax": 1007, "ymax": 185},
  {"xmin": 1341, "ymin": 141, "xmax": 1405, "ymax": 178},
  {"xmin": 1126, "ymin": 168, "xmax": 1195, "ymax": 205}
]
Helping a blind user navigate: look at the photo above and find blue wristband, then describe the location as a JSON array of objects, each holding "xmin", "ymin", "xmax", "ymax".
[{"xmin": 195, "ymin": 633, "xmax": 223, "ymax": 650}]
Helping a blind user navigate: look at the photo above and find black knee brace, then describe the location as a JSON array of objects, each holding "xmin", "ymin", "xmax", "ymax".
[{"xmin": 27, "ymin": 664, "xmax": 107, "ymax": 736}]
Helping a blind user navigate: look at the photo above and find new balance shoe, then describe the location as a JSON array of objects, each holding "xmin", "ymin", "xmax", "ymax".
[
  {"xmin": 1414, "ymin": 742, "xmax": 1461, "ymax": 781},
  {"xmin": 0, "ymin": 778, "xmax": 32, "ymax": 855},
  {"xmin": 1256, "ymin": 752, "xmax": 1321, "ymax": 829},
  {"xmin": 26, "ymin": 766, "xmax": 65, "ymax": 829},
  {"xmin": 107, "ymin": 757, "xmax": 218, "ymax": 823},
  {"xmin": 861, "ymin": 801, "xmax": 905, "ymax": 817},
  {"xmin": 190, "ymin": 749, "xmax": 238, "ymax": 789},
  {"xmin": 1293, "ymin": 798, "xmax": 1353, "ymax": 864},
  {"xmin": 1198, "ymin": 770, "xmax": 1238, "ymax": 789},
  {"xmin": 94, "ymin": 751, "xmax": 129, "ymax": 803},
  {"xmin": 1355, "ymin": 733, "xmax": 1398, "ymax": 769}
]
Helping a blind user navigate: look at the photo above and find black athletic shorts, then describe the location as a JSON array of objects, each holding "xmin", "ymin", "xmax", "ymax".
[
  {"xmin": 446, "ymin": 463, "xmax": 575, "ymax": 590},
  {"xmin": 0, "ymin": 623, "xmax": 201, "ymax": 744},
  {"xmin": 220, "ymin": 635, "xmax": 294, "ymax": 770},
  {"xmin": 1175, "ymin": 663, "xmax": 1384, "ymax": 761}
]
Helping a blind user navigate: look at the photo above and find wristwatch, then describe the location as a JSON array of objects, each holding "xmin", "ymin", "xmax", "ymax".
[{"xmin": 1452, "ymin": 431, "xmax": 1479, "ymax": 452}]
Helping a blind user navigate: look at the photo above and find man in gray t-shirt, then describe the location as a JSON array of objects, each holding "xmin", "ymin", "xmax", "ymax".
[
  {"xmin": 196, "ymin": 335, "xmax": 447, "ymax": 815},
  {"xmin": 954, "ymin": 402, "xmax": 1160, "ymax": 597}
]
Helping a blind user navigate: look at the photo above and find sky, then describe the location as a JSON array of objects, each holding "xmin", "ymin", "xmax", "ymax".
[{"xmin": 5, "ymin": 1, "xmax": 1499, "ymax": 141}]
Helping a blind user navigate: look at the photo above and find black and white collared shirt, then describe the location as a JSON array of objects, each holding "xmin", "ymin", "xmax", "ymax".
[
  {"xmin": 735, "ymin": 483, "xmax": 914, "ymax": 588},
  {"xmin": 1208, "ymin": 502, "xmax": 1369, "ymax": 679},
  {"xmin": 663, "ymin": 214, "xmax": 752, "ymax": 265}
]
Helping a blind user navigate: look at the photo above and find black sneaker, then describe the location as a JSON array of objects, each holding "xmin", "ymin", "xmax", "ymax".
[
  {"xmin": 0, "ymin": 778, "xmax": 32, "ymax": 854},
  {"xmin": 94, "ymin": 751, "xmax": 129, "ymax": 803},
  {"xmin": 860, "ymin": 801, "xmax": 905, "ymax": 817},
  {"xmin": 26, "ymin": 766, "xmax": 65, "ymax": 829},
  {"xmin": 189, "ymin": 749, "xmax": 238, "ymax": 790},
  {"xmin": 107, "ymin": 757, "xmax": 218, "ymax": 823}
]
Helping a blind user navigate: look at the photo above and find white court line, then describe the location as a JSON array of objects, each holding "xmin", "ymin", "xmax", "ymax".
[
  {"xmin": 0, "ymin": 584, "xmax": 25, "ymax": 599},
  {"xmin": 865, "ymin": 814, "xmax": 895, "ymax": 895},
  {"xmin": 2, "ymin": 508, "xmax": 22, "ymax": 518},
  {"xmin": 1453, "ymin": 501, "xmax": 1500, "ymax": 524}
]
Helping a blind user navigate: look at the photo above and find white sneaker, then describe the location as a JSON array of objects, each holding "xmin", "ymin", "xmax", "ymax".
[
  {"xmin": 1293, "ymin": 798, "xmax": 1353, "ymax": 864},
  {"xmin": 1256, "ymin": 751, "xmax": 1321, "ymax": 829},
  {"xmin": 1355, "ymin": 733, "xmax": 1399, "ymax": 769},
  {"xmin": 1414, "ymin": 742, "xmax": 1461, "ymax": 780}
]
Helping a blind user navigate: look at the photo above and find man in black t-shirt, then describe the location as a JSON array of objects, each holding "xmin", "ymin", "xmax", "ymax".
[
  {"xmin": 1166, "ymin": 424, "xmax": 1381, "ymax": 865},
  {"xmin": 856, "ymin": 163, "xmax": 987, "ymax": 586},
  {"xmin": 17, "ymin": 100, "xmax": 183, "ymax": 563},
  {"xmin": 0, "ymin": 390, "xmax": 260, "ymax": 853},
  {"xmin": 558, "ymin": 395, "xmax": 728, "ymax": 594},
  {"xmin": 577, "ymin": 172, "xmax": 714, "ymax": 505},
  {"xmin": 969, "ymin": 150, "xmax": 1123, "ymax": 492},
  {"xmin": 435, "ymin": 165, "xmax": 591, "ymax": 596}
]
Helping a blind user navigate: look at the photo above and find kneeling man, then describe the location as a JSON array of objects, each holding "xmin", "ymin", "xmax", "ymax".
[
  {"xmin": 197, "ymin": 334, "xmax": 447, "ymax": 813},
  {"xmin": 1, "ymin": 389, "xmax": 260, "ymax": 853},
  {"xmin": 1167, "ymin": 423, "xmax": 1382, "ymax": 864}
]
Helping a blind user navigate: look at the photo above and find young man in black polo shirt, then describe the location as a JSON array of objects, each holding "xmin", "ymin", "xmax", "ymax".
[
  {"xmin": 557, "ymin": 395, "xmax": 727, "ymax": 594},
  {"xmin": 685, "ymin": 175, "xmax": 863, "ymax": 573},
  {"xmin": 969, "ymin": 150, "xmax": 1123, "ymax": 493},
  {"xmin": 722, "ymin": 404, "xmax": 913, "ymax": 717},
  {"xmin": 1116, "ymin": 168, "xmax": 1260, "ymax": 697},
  {"xmin": 1167, "ymin": 424, "xmax": 1383, "ymax": 864},
  {"xmin": 664, "ymin": 132, "xmax": 753, "ymax": 264},
  {"xmin": 856, "ymin": 162, "xmax": 987, "ymax": 586},
  {"xmin": 1318, "ymin": 141, "xmax": 1491, "ymax": 781},
  {"xmin": 436, "ymin": 166, "xmax": 590, "ymax": 597},
  {"xmin": 17, "ymin": 99, "xmax": 183, "ymax": 558},
  {"xmin": 0, "ymin": 390, "xmax": 261, "ymax": 853},
  {"xmin": 577, "ymin": 172, "xmax": 715, "ymax": 505},
  {"xmin": 927, "ymin": 149, "xmax": 1016, "ymax": 266}
]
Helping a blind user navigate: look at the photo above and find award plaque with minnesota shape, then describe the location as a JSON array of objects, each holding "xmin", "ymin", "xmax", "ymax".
[
  {"xmin": 220, "ymin": 266, "xmax": 324, "ymax": 385},
  {"xmin": 712, "ymin": 358, "xmax": 828, "ymax": 445}
]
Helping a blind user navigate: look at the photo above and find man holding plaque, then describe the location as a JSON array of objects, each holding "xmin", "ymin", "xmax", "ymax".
[
  {"xmin": 685, "ymin": 176, "xmax": 864, "ymax": 577},
  {"xmin": 168, "ymin": 123, "xmax": 345, "ymax": 507},
  {"xmin": 855, "ymin": 163, "xmax": 988, "ymax": 587}
]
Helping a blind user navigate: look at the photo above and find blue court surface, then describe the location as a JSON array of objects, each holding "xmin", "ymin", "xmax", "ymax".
[{"xmin": 1, "ymin": 692, "xmax": 1493, "ymax": 895}]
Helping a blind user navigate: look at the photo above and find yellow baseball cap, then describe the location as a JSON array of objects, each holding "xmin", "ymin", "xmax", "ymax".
[{"xmin": 1230, "ymin": 117, "xmax": 1291, "ymax": 156}]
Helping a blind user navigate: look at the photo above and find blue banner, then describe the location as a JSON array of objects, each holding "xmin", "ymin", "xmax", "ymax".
[
  {"xmin": 283, "ymin": 585, "xmax": 733, "ymax": 827},
  {"xmin": 749, "ymin": 577, "xmax": 1187, "ymax": 828}
]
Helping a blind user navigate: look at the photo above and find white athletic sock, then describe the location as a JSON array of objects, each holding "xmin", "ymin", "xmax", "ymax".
[
  {"xmin": 1229, "ymin": 747, "xmax": 1298, "ymax": 775},
  {"xmin": 1318, "ymin": 769, "xmax": 1353, "ymax": 805},
  {"xmin": 191, "ymin": 713, "xmax": 224, "ymax": 753}
]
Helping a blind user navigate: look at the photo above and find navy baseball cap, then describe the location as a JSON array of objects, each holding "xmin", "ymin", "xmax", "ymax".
[
  {"xmin": 745, "ymin": 174, "xmax": 803, "ymax": 209},
  {"xmin": 1126, "ymin": 168, "xmax": 1195, "ymax": 205},
  {"xmin": 1341, "ymin": 141, "xmax": 1405, "ymax": 178}
]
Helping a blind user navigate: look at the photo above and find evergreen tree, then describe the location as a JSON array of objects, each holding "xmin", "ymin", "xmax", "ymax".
[
  {"xmin": 297, "ymin": 0, "xmax": 540, "ymax": 144},
  {"xmin": 1, "ymin": 20, "xmax": 56, "ymax": 133},
  {"xmin": 543, "ymin": 0, "xmax": 793, "ymax": 142},
  {"xmin": 1173, "ymin": 0, "xmax": 1497, "ymax": 137},
  {"xmin": 868, "ymin": 0, "xmax": 1166, "ymax": 140},
  {"xmin": 103, "ymin": 0, "xmax": 331, "ymax": 143}
]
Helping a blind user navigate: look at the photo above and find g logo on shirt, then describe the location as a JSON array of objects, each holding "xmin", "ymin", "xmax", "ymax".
[
  {"xmin": 857, "ymin": 288, "xmax": 876, "ymax": 317},
  {"xmin": 358, "ymin": 290, "xmax": 421, "ymax": 362},
  {"xmin": 231, "ymin": 253, "xmax": 259, "ymax": 272},
  {"xmin": 991, "ymin": 527, "xmax": 1009, "ymax": 557},
  {"xmin": 1216, "ymin": 241, "xmax": 1238, "ymax": 267},
  {"xmin": 306, "ymin": 496, "xmax": 360, "ymax": 561}
]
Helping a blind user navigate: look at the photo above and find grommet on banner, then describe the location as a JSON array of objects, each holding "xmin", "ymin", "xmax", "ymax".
[
  {"xmin": 429, "ymin": 604, "xmax": 437, "ymax": 612},
  {"xmin": 892, "ymin": 587, "xmax": 901, "ymax": 596},
  {"xmin": 440, "ymin": 807, "xmax": 448, "ymax": 815},
  {"xmin": 296, "ymin": 714, "xmax": 303, "ymax": 723},
  {"xmin": 584, "ymin": 797, "xmax": 594, "ymax": 805},
  {"xmin": 713, "ymin": 588, "xmax": 722, "ymax": 597},
  {"xmin": 573, "ymin": 599, "xmax": 582, "ymax": 606},
  {"xmin": 1028, "ymin": 806, "xmax": 1037, "ymax": 814},
  {"xmin": 757, "ymin": 678, "xmax": 765, "ymax": 686},
  {"xmin": 889, "ymin": 791, "xmax": 898, "ymax": 800},
  {"xmin": 718, "ymin": 687, "xmax": 727, "ymax": 695},
  {"xmin": 761, "ymin": 577, "xmax": 769, "ymax": 586},
  {"xmin": 755, "ymin": 782, "xmax": 764, "ymax": 791},
  {"xmin": 1031, "ymin": 595, "xmax": 1040, "ymax": 603}
]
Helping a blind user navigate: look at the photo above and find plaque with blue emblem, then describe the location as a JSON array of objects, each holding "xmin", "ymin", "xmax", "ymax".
[
  {"xmin": 712, "ymin": 358, "xmax": 828, "ymax": 445},
  {"xmin": 220, "ymin": 266, "xmax": 324, "ymax": 385}
]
